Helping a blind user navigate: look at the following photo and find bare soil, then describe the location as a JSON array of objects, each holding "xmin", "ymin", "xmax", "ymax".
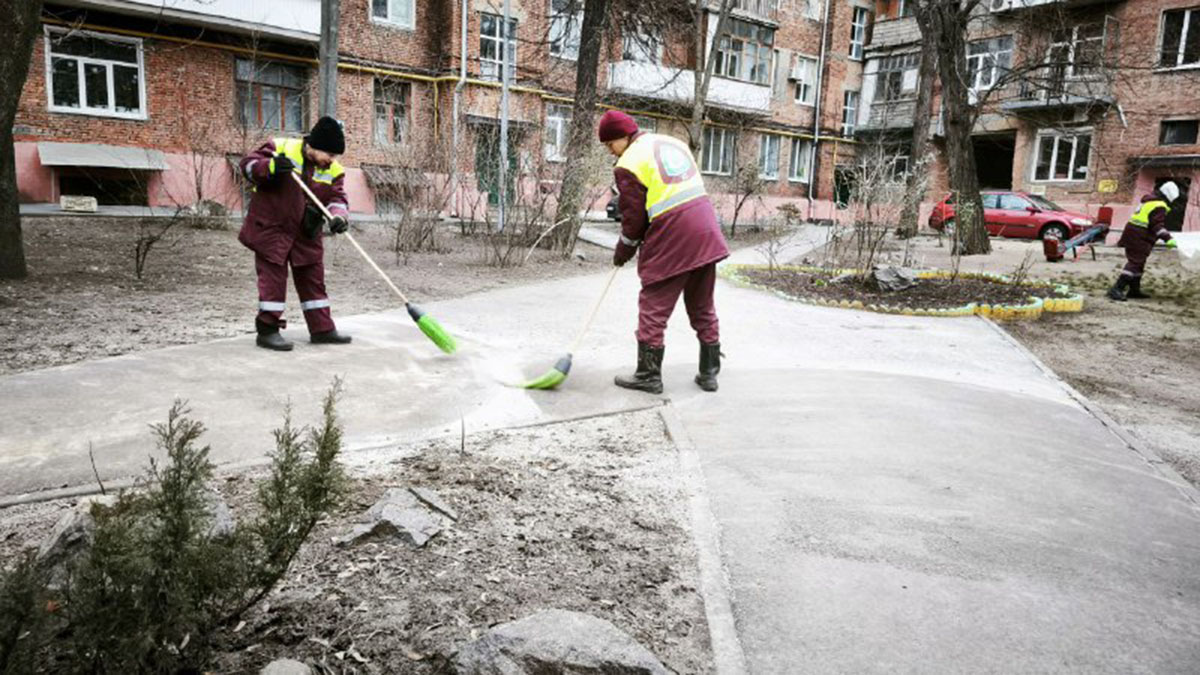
[
  {"xmin": 0, "ymin": 408, "xmax": 712, "ymax": 673},
  {"xmin": 0, "ymin": 217, "xmax": 609, "ymax": 375}
]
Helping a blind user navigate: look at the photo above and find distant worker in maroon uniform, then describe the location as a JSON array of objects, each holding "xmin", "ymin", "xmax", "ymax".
[
  {"xmin": 238, "ymin": 116, "xmax": 353, "ymax": 351},
  {"xmin": 1108, "ymin": 181, "xmax": 1180, "ymax": 301},
  {"xmin": 600, "ymin": 110, "xmax": 730, "ymax": 394}
]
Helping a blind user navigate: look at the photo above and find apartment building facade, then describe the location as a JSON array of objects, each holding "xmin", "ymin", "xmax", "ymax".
[
  {"xmin": 858, "ymin": 0, "xmax": 1200, "ymax": 232},
  {"xmin": 14, "ymin": 0, "xmax": 873, "ymax": 222}
]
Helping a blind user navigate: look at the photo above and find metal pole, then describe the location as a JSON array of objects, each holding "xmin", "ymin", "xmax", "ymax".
[
  {"xmin": 808, "ymin": 0, "xmax": 833, "ymax": 221},
  {"xmin": 318, "ymin": 0, "xmax": 340, "ymax": 117},
  {"xmin": 451, "ymin": 0, "xmax": 468, "ymax": 218},
  {"xmin": 498, "ymin": 0, "xmax": 511, "ymax": 232}
]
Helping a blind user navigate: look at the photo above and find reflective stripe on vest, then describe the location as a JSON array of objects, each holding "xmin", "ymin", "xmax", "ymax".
[
  {"xmin": 1129, "ymin": 199, "xmax": 1169, "ymax": 228},
  {"xmin": 615, "ymin": 133, "xmax": 707, "ymax": 221},
  {"xmin": 272, "ymin": 137, "xmax": 345, "ymax": 184}
]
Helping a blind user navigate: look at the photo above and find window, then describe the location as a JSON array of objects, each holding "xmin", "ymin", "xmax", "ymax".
[
  {"xmin": 734, "ymin": 0, "xmax": 777, "ymax": 15},
  {"xmin": 1032, "ymin": 130, "xmax": 1091, "ymax": 182},
  {"xmin": 966, "ymin": 36, "xmax": 1013, "ymax": 91},
  {"xmin": 802, "ymin": 0, "xmax": 822, "ymax": 20},
  {"xmin": 45, "ymin": 28, "xmax": 145, "ymax": 118},
  {"xmin": 632, "ymin": 115, "xmax": 657, "ymax": 133},
  {"xmin": 998, "ymin": 193, "xmax": 1030, "ymax": 210},
  {"xmin": 1048, "ymin": 24, "xmax": 1104, "ymax": 78},
  {"xmin": 622, "ymin": 27, "xmax": 662, "ymax": 63},
  {"xmin": 897, "ymin": 0, "xmax": 915, "ymax": 18},
  {"xmin": 372, "ymin": 0, "xmax": 414, "ymax": 29},
  {"xmin": 1161, "ymin": 7, "xmax": 1200, "ymax": 68},
  {"xmin": 982, "ymin": 193, "xmax": 1000, "ymax": 209},
  {"xmin": 758, "ymin": 134, "xmax": 781, "ymax": 179},
  {"xmin": 235, "ymin": 59, "xmax": 307, "ymax": 132},
  {"xmin": 789, "ymin": 138, "xmax": 812, "ymax": 182},
  {"xmin": 374, "ymin": 79, "xmax": 409, "ymax": 145},
  {"xmin": 841, "ymin": 90, "xmax": 859, "ymax": 137},
  {"xmin": 549, "ymin": 0, "xmax": 582, "ymax": 60},
  {"xmin": 701, "ymin": 127, "xmax": 735, "ymax": 175},
  {"xmin": 791, "ymin": 55, "xmax": 818, "ymax": 105},
  {"xmin": 480, "ymin": 13, "xmax": 517, "ymax": 81},
  {"xmin": 850, "ymin": 7, "xmax": 872, "ymax": 60},
  {"xmin": 1161, "ymin": 119, "xmax": 1199, "ymax": 145},
  {"xmin": 544, "ymin": 104, "xmax": 571, "ymax": 161},
  {"xmin": 714, "ymin": 18, "xmax": 775, "ymax": 85},
  {"xmin": 878, "ymin": 53, "xmax": 918, "ymax": 101}
]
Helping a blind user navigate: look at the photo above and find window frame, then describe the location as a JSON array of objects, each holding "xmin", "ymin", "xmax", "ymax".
[
  {"xmin": 371, "ymin": 0, "xmax": 416, "ymax": 30},
  {"xmin": 1031, "ymin": 129, "xmax": 1092, "ymax": 183},
  {"xmin": 622, "ymin": 27, "xmax": 663, "ymax": 64},
  {"xmin": 841, "ymin": 90, "xmax": 859, "ymax": 137},
  {"xmin": 1048, "ymin": 23, "xmax": 1104, "ymax": 79},
  {"xmin": 480, "ymin": 13, "xmax": 518, "ymax": 82},
  {"xmin": 792, "ymin": 54, "xmax": 818, "ymax": 106},
  {"xmin": 544, "ymin": 103, "xmax": 572, "ymax": 162},
  {"xmin": 789, "ymin": 137, "xmax": 812, "ymax": 183},
  {"xmin": 850, "ymin": 7, "xmax": 871, "ymax": 60},
  {"xmin": 1160, "ymin": 119, "xmax": 1200, "ymax": 146},
  {"xmin": 44, "ymin": 26, "xmax": 148, "ymax": 120},
  {"xmin": 758, "ymin": 134, "xmax": 781, "ymax": 180},
  {"xmin": 878, "ymin": 52, "xmax": 918, "ymax": 101},
  {"xmin": 701, "ymin": 127, "xmax": 735, "ymax": 176},
  {"xmin": 549, "ymin": 0, "xmax": 583, "ymax": 61},
  {"xmin": 235, "ymin": 58, "xmax": 309, "ymax": 134},
  {"xmin": 373, "ymin": 78, "xmax": 410, "ymax": 146},
  {"xmin": 714, "ymin": 18, "xmax": 775, "ymax": 85},
  {"xmin": 966, "ymin": 35, "xmax": 1014, "ymax": 92},
  {"xmin": 1159, "ymin": 7, "xmax": 1200, "ymax": 70}
]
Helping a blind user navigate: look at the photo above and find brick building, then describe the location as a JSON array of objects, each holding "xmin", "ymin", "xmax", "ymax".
[
  {"xmin": 858, "ymin": 0, "xmax": 1200, "ymax": 232},
  {"xmin": 13, "ymin": 0, "xmax": 870, "ymax": 223}
]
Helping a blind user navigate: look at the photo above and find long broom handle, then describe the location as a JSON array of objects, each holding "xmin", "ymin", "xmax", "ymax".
[
  {"xmin": 291, "ymin": 171, "xmax": 411, "ymax": 305},
  {"xmin": 568, "ymin": 265, "xmax": 620, "ymax": 355}
]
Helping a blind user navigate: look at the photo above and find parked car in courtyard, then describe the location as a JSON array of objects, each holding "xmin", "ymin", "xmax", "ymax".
[{"xmin": 928, "ymin": 191, "xmax": 1094, "ymax": 240}]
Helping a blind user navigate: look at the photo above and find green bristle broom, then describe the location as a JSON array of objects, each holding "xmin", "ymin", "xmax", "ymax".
[
  {"xmin": 292, "ymin": 173, "xmax": 456, "ymax": 354},
  {"xmin": 520, "ymin": 265, "xmax": 619, "ymax": 390}
]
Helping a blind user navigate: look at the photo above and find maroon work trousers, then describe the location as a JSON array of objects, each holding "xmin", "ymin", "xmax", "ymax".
[
  {"xmin": 636, "ymin": 262, "xmax": 719, "ymax": 347},
  {"xmin": 254, "ymin": 253, "xmax": 336, "ymax": 334}
]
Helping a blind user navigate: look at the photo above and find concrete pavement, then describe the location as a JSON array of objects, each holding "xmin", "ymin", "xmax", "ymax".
[{"xmin": 3, "ymin": 228, "xmax": 1199, "ymax": 672}]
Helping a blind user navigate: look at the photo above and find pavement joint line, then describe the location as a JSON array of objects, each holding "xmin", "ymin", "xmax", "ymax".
[
  {"xmin": 659, "ymin": 401, "xmax": 749, "ymax": 675},
  {"xmin": 981, "ymin": 316, "xmax": 1200, "ymax": 511}
]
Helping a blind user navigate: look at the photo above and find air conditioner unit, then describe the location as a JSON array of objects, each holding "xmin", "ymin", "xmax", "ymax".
[{"xmin": 989, "ymin": 0, "xmax": 1013, "ymax": 12}]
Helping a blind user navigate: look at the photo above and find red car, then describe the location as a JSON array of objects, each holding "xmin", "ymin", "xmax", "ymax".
[{"xmin": 928, "ymin": 191, "xmax": 1094, "ymax": 240}]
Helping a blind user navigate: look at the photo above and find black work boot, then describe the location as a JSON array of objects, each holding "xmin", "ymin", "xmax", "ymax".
[
  {"xmin": 1126, "ymin": 278, "xmax": 1151, "ymax": 299},
  {"xmin": 614, "ymin": 342, "xmax": 664, "ymax": 394},
  {"xmin": 695, "ymin": 342, "xmax": 721, "ymax": 392},
  {"xmin": 1107, "ymin": 276, "xmax": 1129, "ymax": 302},
  {"xmin": 310, "ymin": 330, "xmax": 352, "ymax": 344},
  {"xmin": 255, "ymin": 320, "xmax": 294, "ymax": 351}
]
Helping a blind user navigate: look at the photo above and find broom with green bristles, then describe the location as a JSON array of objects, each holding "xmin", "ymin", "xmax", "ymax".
[
  {"xmin": 520, "ymin": 265, "xmax": 620, "ymax": 390},
  {"xmin": 291, "ymin": 172, "xmax": 456, "ymax": 354}
]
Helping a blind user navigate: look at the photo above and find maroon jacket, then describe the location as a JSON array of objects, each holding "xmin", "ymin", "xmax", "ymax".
[
  {"xmin": 238, "ymin": 140, "xmax": 350, "ymax": 267},
  {"xmin": 614, "ymin": 135, "xmax": 729, "ymax": 286},
  {"xmin": 1118, "ymin": 193, "xmax": 1173, "ymax": 261}
]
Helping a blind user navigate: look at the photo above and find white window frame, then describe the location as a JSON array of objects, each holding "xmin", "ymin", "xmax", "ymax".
[
  {"xmin": 1031, "ymin": 129, "xmax": 1092, "ymax": 183},
  {"xmin": 850, "ymin": 7, "xmax": 870, "ymax": 60},
  {"xmin": 544, "ymin": 103, "xmax": 571, "ymax": 162},
  {"xmin": 701, "ymin": 127, "xmax": 735, "ymax": 176},
  {"xmin": 480, "ymin": 13, "xmax": 518, "ymax": 81},
  {"xmin": 371, "ymin": 0, "xmax": 416, "ymax": 30},
  {"xmin": 758, "ymin": 134, "xmax": 780, "ymax": 180},
  {"xmin": 789, "ymin": 137, "xmax": 812, "ymax": 183},
  {"xmin": 1048, "ymin": 24, "xmax": 1104, "ymax": 79},
  {"xmin": 1159, "ymin": 7, "xmax": 1200, "ymax": 70},
  {"xmin": 622, "ymin": 27, "xmax": 663, "ymax": 64},
  {"xmin": 792, "ymin": 54, "xmax": 818, "ymax": 106},
  {"xmin": 967, "ymin": 36, "xmax": 1013, "ymax": 92},
  {"xmin": 549, "ymin": 0, "xmax": 583, "ymax": 61},
  {"xmin": 841, "ymin": 90, "xmax": 859, "ymax": 137},
  {"xmin": 44, "ymin": 27, "xmax": 147, "ymax": 120},
  {"xmin": 878, "ymin": 52, "xmax": 919, "ymax": 101},
  {"xmin": 714, "ymin": 18, "xmax": 775, "ymax": 85},
  {"xmin": 373, "ymin": 79, "xmax": 410, "ymax": 146}
]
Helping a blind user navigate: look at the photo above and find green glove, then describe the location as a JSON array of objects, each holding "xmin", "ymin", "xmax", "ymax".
[{"xmin": 1166, "ymin": 239, "xmax": 1178, "ymax": 249}]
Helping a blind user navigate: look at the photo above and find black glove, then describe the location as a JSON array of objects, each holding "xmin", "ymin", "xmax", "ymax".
[
  {"xmin": 329, "ymin": 215, "xmax": 349, "ymax": 234},
  {"xmin": 271, "ymin": 153, "xmax": 295, "ymax": 177},
  {"xmin": 613, "ymin": 240, "xmax": 637, "ymax": 266},
  {"xmin": 302, "ymin": 204, "xmax": 324, "ymax": 239}
]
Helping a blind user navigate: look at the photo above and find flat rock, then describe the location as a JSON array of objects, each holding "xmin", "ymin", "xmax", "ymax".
[
  {"xmin": 260, "ymin": 658, "xmax": 312, "ymax": 675},
  {"xmin": 873, "ymin": 264, "xmax": 918, "ymax": 292},
  {"xmin": 334, "ymin": 488, "xmax": 445, "ymax": 547},
  {"xmin": 453, "ymin": 609, "xmax": 671, "ymax": 675},
  {"xmin": 36, "ymin": 495, "xmax": 117, "ymax": 582}
]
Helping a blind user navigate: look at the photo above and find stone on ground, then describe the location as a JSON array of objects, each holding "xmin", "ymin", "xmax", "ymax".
[
  {"xmin": 873, "ymin": 264, "xmax": 918, "ymax": 292},
  {"xmin": 453, "ymin": 609, "xmax": 671, "ymax": 675},
  {"xmin": 259, "ymin": 658, "xmax": 312, "ymax": 675},
  {"xmin": 334, "ymin": 487, "xmax": 449, "ymax": 547},
  {"xmin": 36, "ymin": 495, "xmax": 117, "ymax": 583}
]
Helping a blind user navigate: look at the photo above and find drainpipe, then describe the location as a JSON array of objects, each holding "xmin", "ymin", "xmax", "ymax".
[
  {"xmin": 451, "ymin": 0, "xmax": 468, "ymax": 218},
  {"xmin": 498, "ymin": 0, "xmax": 512, "ymax": 232},
  {"xmin": 808, "ymin": 0, "xmax": 833, "ymax": 221}
]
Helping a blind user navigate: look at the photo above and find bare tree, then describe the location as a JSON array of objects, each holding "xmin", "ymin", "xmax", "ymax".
[
  {"xmin": 896, "ymin": 43, "xmax": 936, "ymax": 239},
  {"xmin": 687, "ymin": 0, "xmax": 737, "ymax": 155},
  {"xmin": 0, "ymin": 0, "xmax": 42, "ymax": 279}
]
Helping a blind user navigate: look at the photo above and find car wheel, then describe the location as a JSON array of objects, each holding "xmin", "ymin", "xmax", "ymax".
[{"xmin": 1041, "ymin": 223, "xmax": 1069, "ymax": 241}]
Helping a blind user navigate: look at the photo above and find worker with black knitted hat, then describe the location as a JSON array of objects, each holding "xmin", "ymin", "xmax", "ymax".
[{"xmin": 237, "ymin": 116, "xmax": 353, "ymax": 351}]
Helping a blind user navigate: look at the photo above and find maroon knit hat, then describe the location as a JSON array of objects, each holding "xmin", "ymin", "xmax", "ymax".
[{"xmin": 597, "ymin": 110, "xmax": 639, "ymax": 142}]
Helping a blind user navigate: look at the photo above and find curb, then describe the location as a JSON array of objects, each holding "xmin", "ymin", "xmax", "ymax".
[
  {"xmin": 721, "ymin": 264, "xmax": 1085, "ymax": 320},
  {"xmin": 981, "ymin": 317, "xmax": 1200, "ymax": 510}
]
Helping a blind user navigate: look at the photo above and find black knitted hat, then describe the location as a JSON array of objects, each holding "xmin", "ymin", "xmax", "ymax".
[{"xmin": 306, "ymin": 116, "xmax": 345, "ymax": 154}]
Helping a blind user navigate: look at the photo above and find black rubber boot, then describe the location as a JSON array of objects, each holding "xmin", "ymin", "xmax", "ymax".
[
  {"xmin": 1107, "ymin": 276, "xmax": 1128, "ymax": 302},
  {"xmin": 614, "ymin": 342, "xmax": 664, "ymax": 394},
  {"xmin": 310, "ymin": 330, "xmax": 352, "ymax": 344},
  {"xmin": 695, "ymin": 342, "xmax": 721, "ymax": 392},
  {"xmin": 1126, "ymin": 278, "xmax": 1151, "ymax": 299},
  {"xmin": 255, "ymin": 320, "xmax": 294, "ymax": 351}
]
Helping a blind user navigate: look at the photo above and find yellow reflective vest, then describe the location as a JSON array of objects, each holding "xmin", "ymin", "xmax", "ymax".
[
  {"xmin": 1129, "ymin": 199, "xmax": 1169, "ymax": 228},
  {"xmin": 615, "ymin": 133, "xmax": 707, "ymax": 222},
  {"xmin": 271, "ymin": 137, "xmax": 345, "ymax": 185}
]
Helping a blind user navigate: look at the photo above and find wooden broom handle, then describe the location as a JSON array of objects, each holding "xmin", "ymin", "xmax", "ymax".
[
  {"xmin": 291, "ymin": 171, "xmax": 410, "ymax": 305},
  {"xmin": 568, "ymin": 265, "xmax": 620, "ymax": 355}
]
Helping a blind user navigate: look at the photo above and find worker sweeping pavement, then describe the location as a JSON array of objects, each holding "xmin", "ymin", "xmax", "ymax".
[
  {"xmin": 1108, "ymin": 181, "xmax": 1180, "ymax": 301},
  {"xmin": 600, "ymin": 110, "xmax": 730, "ymax": 394},
  {"xmin": 238, "ymin": 116, "xmax": 353, "ymax": 351}
]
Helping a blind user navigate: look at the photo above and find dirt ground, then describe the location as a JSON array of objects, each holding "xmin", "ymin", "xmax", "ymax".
[
  {"xmin": 0, "ymin": 408, "xmax": 712, "ymax": 673},
  {"xmin": 740, "ymin": 268, "xmax": 1070, "ymax": 308},
  {"xmin": 808, "ymin": 232, "xmax": 1200, "ymax": 488},
  {"xmin": 0, "ymin": 217, "xmax": 610, "ymax": 375}
]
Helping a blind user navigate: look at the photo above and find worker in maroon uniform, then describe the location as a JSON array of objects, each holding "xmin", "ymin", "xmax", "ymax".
[
  {"xmin": 600, "ymin": 110, "xmax": 730, "ymax": 394},
  {"xmin": 238, "ymin": 116, "xmax": 353, "ymax": 351},
  {"xmin": 1108, "ymin": 181, "xmax": 1180, "ymax": 301}
]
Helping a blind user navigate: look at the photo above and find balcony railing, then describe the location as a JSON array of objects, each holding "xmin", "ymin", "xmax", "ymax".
[
  {"xmin": 1002, "ymin": 65, "xmax": 1114, "ymax": 110},
  {"xmin": 607, "ymin": 60, "xmax": 772, "ymax": 114}
]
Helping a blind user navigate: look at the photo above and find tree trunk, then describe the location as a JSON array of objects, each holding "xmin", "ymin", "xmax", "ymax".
[
  {"xmin": 551, "ymin": 0, "xmax": 609, "ymax": 254},
  {"xmin": 318, "ymin": 0, "xmax": 341, "ymax": 117},
  {"xmin": 0, "ymin": 0, "xmax": 42, "ymax": 279},
  {"xmin": 688, "ymin": 0, "xmax": 735, "ymax": 155},
  {"xmin": 896, "ymin": 41, "xmax": 936, "ymax": 239}
]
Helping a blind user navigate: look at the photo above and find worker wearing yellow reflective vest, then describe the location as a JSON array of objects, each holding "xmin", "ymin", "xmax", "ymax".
[
  {"xmin": 1109, "ymin": 181, "xmax": 1180, "ymax": 301},
  {"xmin": 600, "ymin": 110, "xmax": 730, "ymax": 394},
  {"xmin": 238, "ymin": 116, "xmax": 353, "ymax": 350}
]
